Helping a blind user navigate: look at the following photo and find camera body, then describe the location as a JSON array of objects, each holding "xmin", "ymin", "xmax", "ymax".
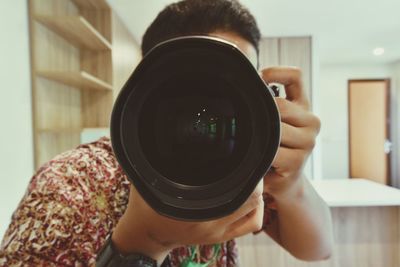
[{"xmin": 110, "ymin": 36, "xmax": 280, "ymax": 221}]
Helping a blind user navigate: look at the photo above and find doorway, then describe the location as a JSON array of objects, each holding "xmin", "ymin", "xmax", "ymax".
[{"xmin": 348, "ymin": 79, "xmax": 391, "ymax": 185}]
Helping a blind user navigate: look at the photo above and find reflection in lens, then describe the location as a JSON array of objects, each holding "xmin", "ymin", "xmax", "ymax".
[{"xmin": 138, "ymin": 73, "xmax": 252, "ymax": 186}]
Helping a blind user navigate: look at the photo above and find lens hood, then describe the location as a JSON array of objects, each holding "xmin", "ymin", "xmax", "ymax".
[{"xmin": 111, "ymin": 36, "xmax": 280, "ymax": 221}]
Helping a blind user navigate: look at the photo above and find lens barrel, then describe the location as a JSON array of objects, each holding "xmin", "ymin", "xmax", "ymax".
[{"xmin": 111, "ymin": 36, "xmax": 280, "ymax": 221}]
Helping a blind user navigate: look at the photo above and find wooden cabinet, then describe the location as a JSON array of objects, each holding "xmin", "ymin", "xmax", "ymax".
[
  {"xmin": 237, "ymin": 179, "xmax": 400, "ymax": 266},
  {"xmin": 237, "ymin": 206, "xmax": 400, "ymax": 267},
  {"xmin": 28, "ymin": 0, "xmax": 140, "ymax": 169}
]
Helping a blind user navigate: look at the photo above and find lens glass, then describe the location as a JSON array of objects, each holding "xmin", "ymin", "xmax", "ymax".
[{"xmin": 138, "ymin": 73, "xmax": 252, "ymax": 186}]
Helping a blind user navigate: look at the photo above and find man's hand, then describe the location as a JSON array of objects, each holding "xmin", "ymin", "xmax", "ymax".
[
  {"xmin": 112, "ymin": 181, "xmax": 264, "ymax": 264},
  {"xmin": 260, "ymin": 66, "xmax": 333, "ymax": 261},
  {"xmin": 262, "ymin": 67, "xmax": 321, "ymax": 198},
  {"xmin": 111, "ymin": 66, "xmax": 332, "ymax": 264}
]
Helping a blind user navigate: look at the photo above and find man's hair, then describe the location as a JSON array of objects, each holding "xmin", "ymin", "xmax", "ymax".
[{"xmin": 141, "ymin": 0, "xmax": 261, "ymax": 56}]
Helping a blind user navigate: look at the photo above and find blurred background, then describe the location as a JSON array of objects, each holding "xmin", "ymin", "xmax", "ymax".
[{"xmin": 0, "ymin": 0, "xmax": 399, "ymax": 266}]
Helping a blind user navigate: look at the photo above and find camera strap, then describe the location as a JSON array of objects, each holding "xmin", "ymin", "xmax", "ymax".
[{"xmin": 180, "ymin": 244, "xmax": 221, "ymax": 267}]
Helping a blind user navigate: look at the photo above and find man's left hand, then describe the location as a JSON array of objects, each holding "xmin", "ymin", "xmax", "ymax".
[{"xmin": 261, "ymin": 66, "xmax": 321, "ymax": 198}]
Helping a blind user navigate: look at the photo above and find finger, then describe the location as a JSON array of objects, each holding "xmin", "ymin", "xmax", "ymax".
[
  {"xmin": 262, "ymin": 67, "xmax": 310, "ymax": 108},
  {"xmin": 280, "ymin": 122, "xmax": 316, "ymax": 150},
  {"xmin": 275, "ymin": 98, "xmax": 320, "ymax": 129},
  {"xmin": 223, "ymin": 202, "xmax": 264, "ymax": 240},
  {"xmin": 218, "ymin": 180, "xmax": 263, "ymax": 225},
  {"xmin": 271, "ymin": 147, "xmax": 308, "ymax": 178}
]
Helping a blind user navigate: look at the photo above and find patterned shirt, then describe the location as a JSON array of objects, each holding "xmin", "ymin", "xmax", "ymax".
[{"xmin": 0, "ymin": 137, "xmax": 275, "ymax": 266}]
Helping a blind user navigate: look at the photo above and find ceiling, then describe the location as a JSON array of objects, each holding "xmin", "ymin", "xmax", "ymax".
[{"xmin": 107, "ymin": 0, "xmax": 400, "ymax": 64}]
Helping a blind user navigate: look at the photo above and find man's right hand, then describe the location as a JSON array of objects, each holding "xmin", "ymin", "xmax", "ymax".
[{"xmin": 111, "ymin": 180, "xmax": 264, "ymax": 264}]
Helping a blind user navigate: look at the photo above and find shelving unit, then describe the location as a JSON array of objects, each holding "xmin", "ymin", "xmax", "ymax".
[{"xmin": 29, "ymin": 0, "xmax": 140, "ymax": 169}]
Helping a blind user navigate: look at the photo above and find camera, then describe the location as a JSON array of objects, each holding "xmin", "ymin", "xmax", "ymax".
[{"xmin": 110, "ymin": 36, "xmax": 280, "ymax": 221}]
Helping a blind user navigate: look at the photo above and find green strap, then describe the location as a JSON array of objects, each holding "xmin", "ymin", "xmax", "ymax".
[{"xmin": 180, "ymin": 244, "xmax": 221, "ymax": 267}]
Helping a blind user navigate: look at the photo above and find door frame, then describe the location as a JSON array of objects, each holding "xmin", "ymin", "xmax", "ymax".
[{"xmin": 347, "ymin": 79, "xmax": 392, "ymax": 184}]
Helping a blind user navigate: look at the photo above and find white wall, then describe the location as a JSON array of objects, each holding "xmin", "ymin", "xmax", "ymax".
[
  {"xmin": 0, "ymin": 1, "xmax": 34, "ymax": 238},
  {"xmin": 319, "ymin": 63, "xmax": 390, "ymax": 179}
]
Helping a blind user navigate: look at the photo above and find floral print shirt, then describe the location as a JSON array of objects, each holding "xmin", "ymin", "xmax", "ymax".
[{"xmin": 0, "ymin": 137, "xmax": 275, "ymax": 266}]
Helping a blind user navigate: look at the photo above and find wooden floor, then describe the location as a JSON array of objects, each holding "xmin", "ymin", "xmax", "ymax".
[{"xmin": 237, "ymin": 206, "xmax": 400, "ymax": 267}]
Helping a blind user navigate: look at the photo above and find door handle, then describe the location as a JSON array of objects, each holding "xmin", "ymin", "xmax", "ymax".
[{"xmin": 384, "ymin": 139, "xmax": 392, "ymax": 154}]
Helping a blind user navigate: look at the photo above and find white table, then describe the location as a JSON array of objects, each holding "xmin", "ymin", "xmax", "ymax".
[{"xmin": 311, "ymin": 178, "xmax": 400, "ymax": 207}]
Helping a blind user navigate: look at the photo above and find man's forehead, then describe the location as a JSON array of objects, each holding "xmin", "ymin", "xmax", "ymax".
[{"xmin": 207, "ymin": 31, "xmax": 258, "ymax": 69}]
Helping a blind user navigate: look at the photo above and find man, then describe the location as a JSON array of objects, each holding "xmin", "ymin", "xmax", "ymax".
[{"xmin": 0, "ymin": 0, "xmax": 333, "ymax": 266}]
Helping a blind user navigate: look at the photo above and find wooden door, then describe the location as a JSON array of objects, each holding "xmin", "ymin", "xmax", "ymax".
[{"xmin": 348, "ymin": 79, "xmax": 391, "ymax": 184}]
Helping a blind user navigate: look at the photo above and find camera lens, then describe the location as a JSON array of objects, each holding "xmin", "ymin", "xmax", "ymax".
[
  {"xmin": 111, "ymin": 36, "xmax": 280, "ymax": 220},
  {"xmin": 138, "ymin": 72, "xmax": 251, "ymax": 186}
]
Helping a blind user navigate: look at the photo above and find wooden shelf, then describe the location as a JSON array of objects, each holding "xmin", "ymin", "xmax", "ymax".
[
  {"xmin": 37, "ymin": 70, "xmax": 113, "ymax": 91},
  {"xmin": 34, "ymin": 15, "xmax": 111, "ymax": 50},
  {"xmin": 72, "ymin": 0, "xmax": 109, "ymax": 9},
  {"xmin": 81, "ymin": 127, "xmax": 109, "ymax": 131},
  {"xmin": 38, "ymin": 128, "xmax": 82, "ymax": 133},
  {"xmin": 38, "ymin": 127, "xmax": 108, "ymax": 133}
]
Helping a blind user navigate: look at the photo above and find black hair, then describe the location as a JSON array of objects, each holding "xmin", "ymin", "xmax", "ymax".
[{"xmin": 141, "ymin": 0, "xmax": 261, "ymax": 57}]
